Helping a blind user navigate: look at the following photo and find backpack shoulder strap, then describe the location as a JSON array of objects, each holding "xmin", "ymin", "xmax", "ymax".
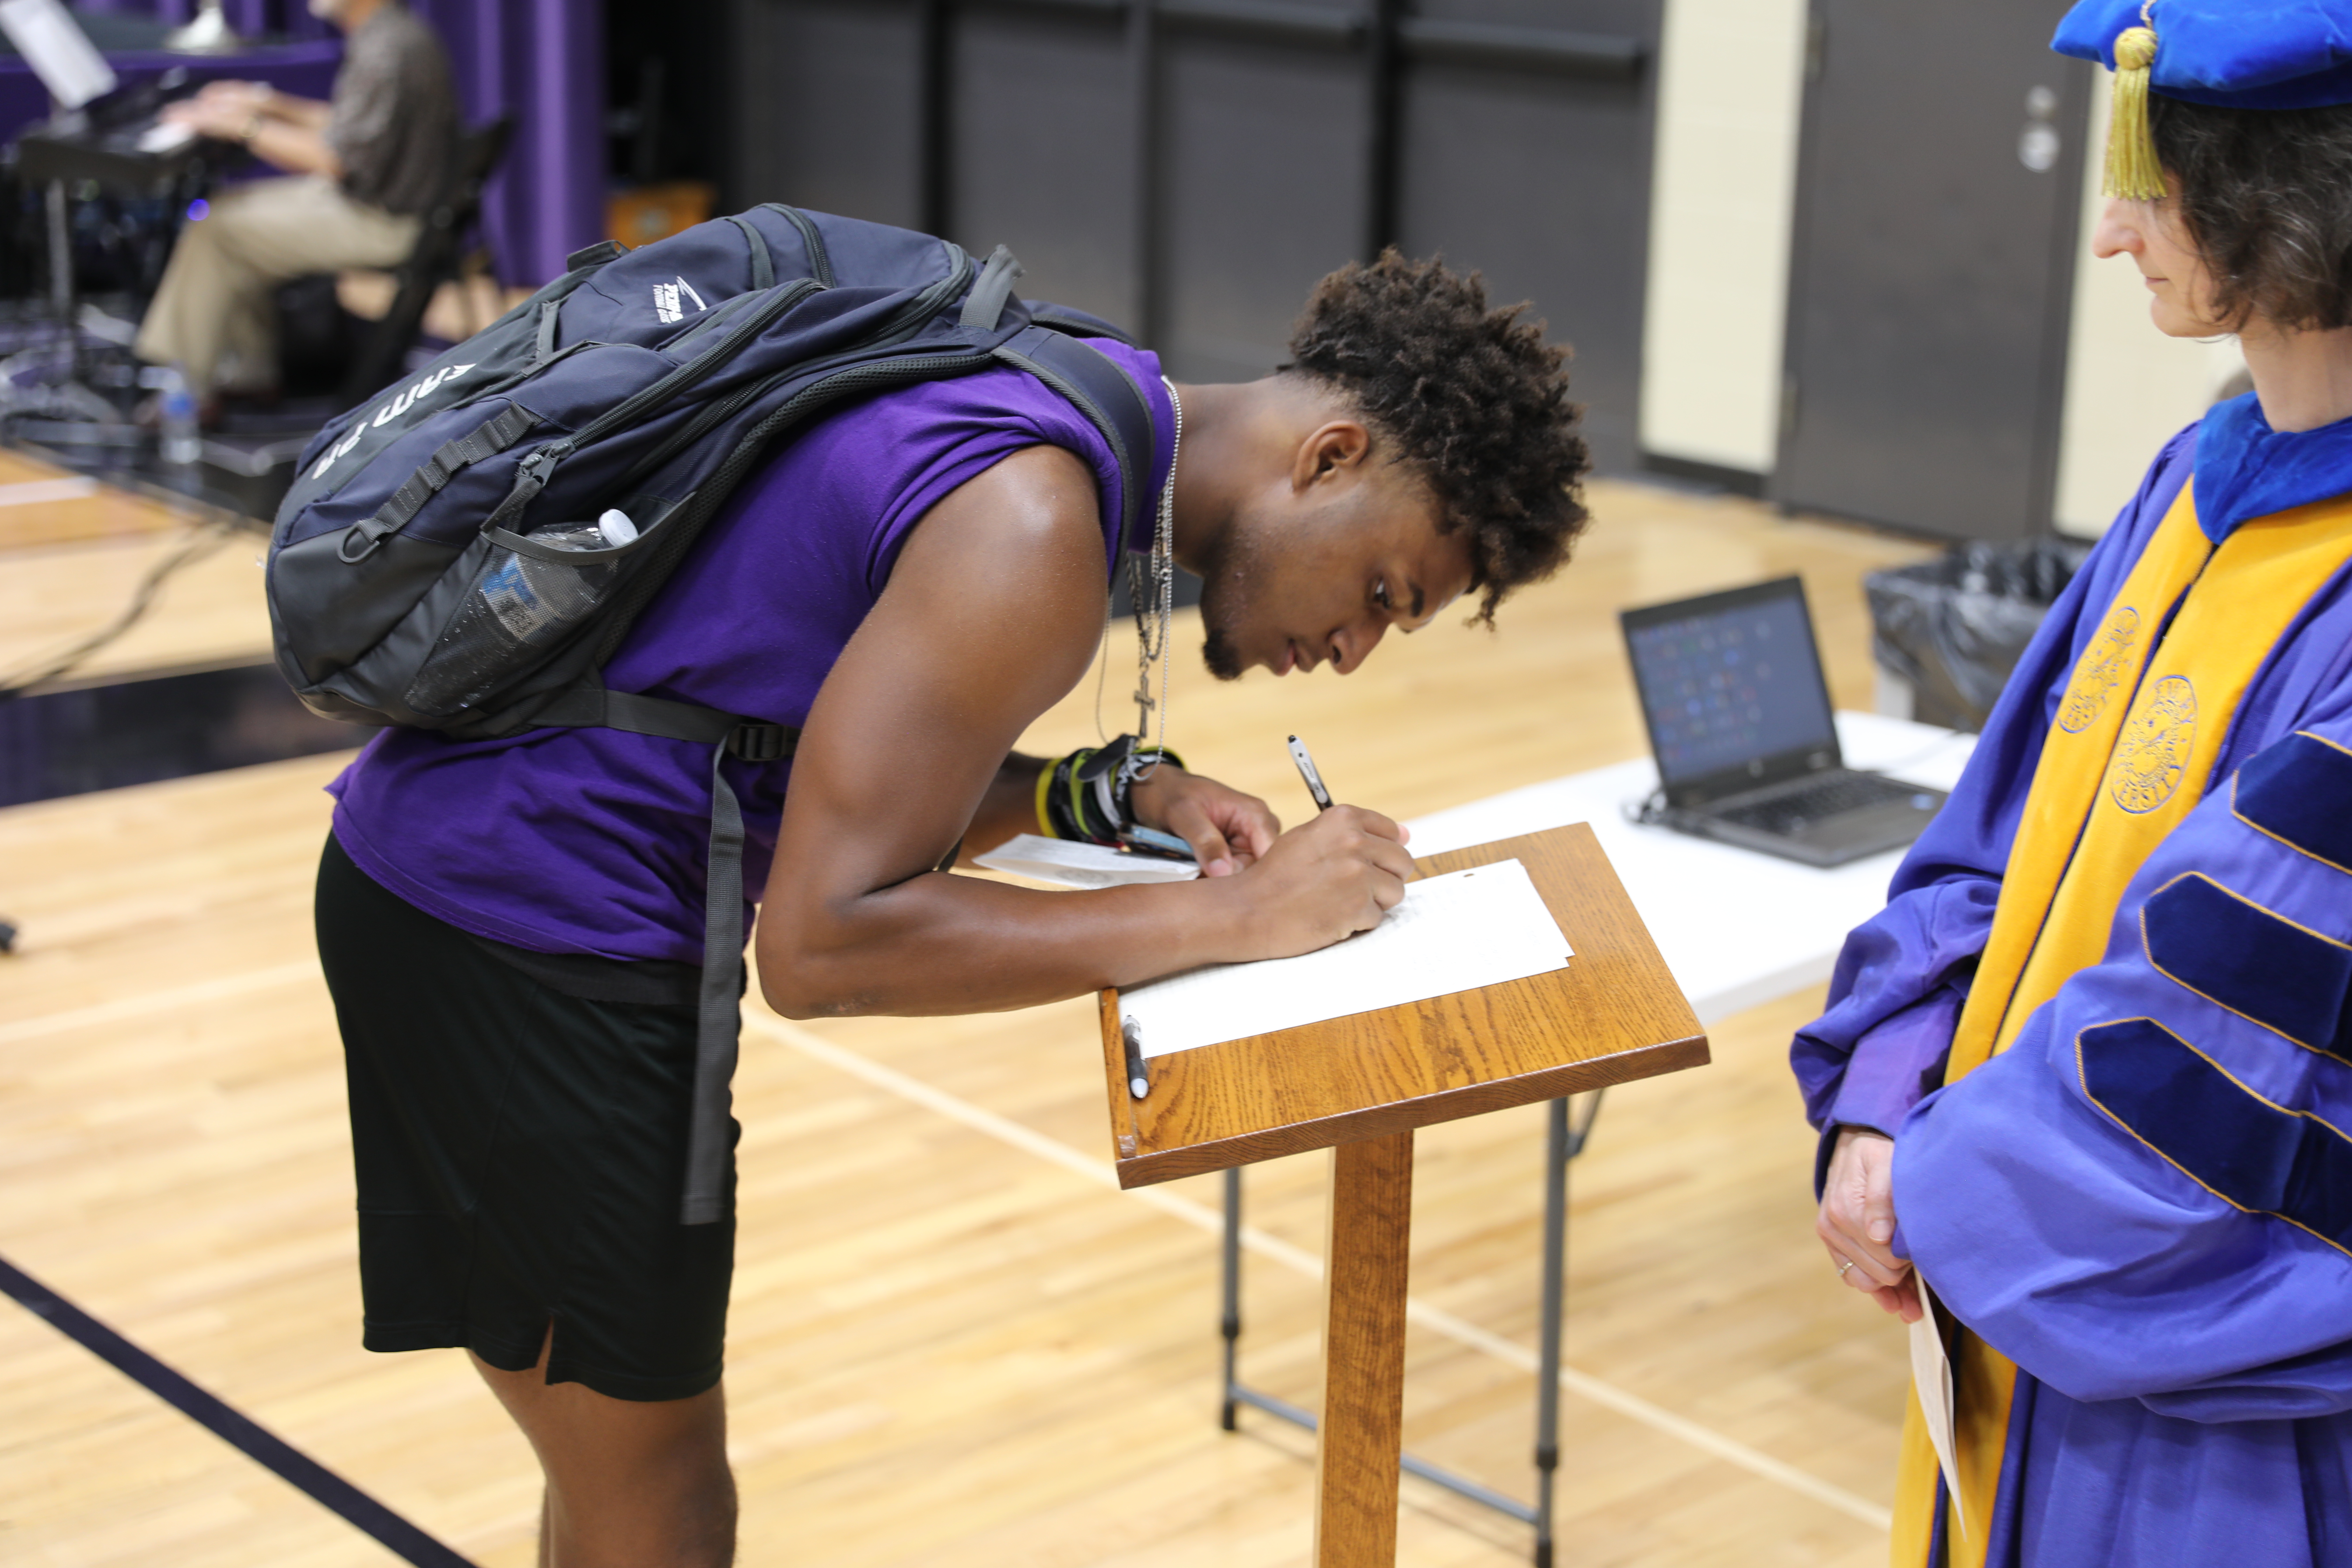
[
  {"xmin": 1024, "ymin": 304, "xmax": 1138, "ymax": 346},
  {"xmin": 990, "ymin": 325, "xmax": 1160, "ymax": 555}
]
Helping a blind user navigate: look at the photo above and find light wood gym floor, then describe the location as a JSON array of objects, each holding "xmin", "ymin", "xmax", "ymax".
[{"xmin": 0, "ymin": 462, "xmax": 1934, "ymax": 1566}]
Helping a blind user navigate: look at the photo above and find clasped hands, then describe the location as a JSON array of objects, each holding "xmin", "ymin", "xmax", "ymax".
[{"xmin": 1818, "ymin": 1124, "xmax": 1923, "ymax": 1323}]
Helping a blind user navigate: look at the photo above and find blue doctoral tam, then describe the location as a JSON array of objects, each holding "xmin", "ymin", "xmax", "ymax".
[{"xmin": 2053, "ymin": 1, "xmax": 2352, "ymax": 110}]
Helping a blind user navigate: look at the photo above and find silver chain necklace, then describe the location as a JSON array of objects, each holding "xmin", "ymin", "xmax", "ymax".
[{"xmin": 1125, "ymin": 378, "xmax": 1181, "ymax": 778}]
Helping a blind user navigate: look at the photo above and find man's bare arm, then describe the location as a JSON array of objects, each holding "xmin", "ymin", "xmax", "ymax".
[
  {"xmin": 754, "ymin": 444, "xmax": 1411, "ymax": 1018},
  {"xmin": 257, "ymin": 90, "xmax": 335, "ymax": 133},
  {"xmin": 952, "ymin": 751, "xmax": 1052, "ymax": 867}
]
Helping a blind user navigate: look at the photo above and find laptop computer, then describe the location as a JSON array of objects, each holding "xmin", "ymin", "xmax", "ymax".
[{"xmin": 1618, "ymin": 575, "xmax": 1946, "ymax": 868}]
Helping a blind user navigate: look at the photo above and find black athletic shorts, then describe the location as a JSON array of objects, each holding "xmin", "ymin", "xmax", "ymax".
[{"xmin": 314, "ymin": 832, "xmax": 736, "ymax": 1402}]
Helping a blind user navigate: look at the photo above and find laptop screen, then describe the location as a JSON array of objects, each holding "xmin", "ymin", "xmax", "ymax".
[{"xmin": 1621, "ymin": 577, "xmax": 1839, "ymax": 792}]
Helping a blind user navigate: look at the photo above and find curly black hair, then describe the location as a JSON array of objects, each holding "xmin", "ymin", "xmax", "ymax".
[
  {"xmin": 1283, "ymin": 250, "xmax": 1589, "ymax": 622},
  {"xmin": 2151, "ymin": 92, "xmax": 2352, "ymax": 331}
]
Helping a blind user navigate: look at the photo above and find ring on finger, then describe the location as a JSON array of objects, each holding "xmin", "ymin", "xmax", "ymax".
[{"xmin": 1836, "ymin": 1257, "xmax": 1856, "ymax": 1279}]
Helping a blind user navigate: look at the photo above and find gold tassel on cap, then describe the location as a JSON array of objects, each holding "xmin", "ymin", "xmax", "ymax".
[{"xmin": 2104, "ymin": 23, "xmax": 2166, "ymax": 200}]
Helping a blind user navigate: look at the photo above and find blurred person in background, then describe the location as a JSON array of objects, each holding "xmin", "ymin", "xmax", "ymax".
[{"xmin": 134, "ymin": 0, "xmax": 458, "ymax": 421}]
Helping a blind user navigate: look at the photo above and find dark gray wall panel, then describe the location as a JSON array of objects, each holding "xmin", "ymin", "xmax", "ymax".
[
  {"xmin": 1415, "ymin": 0, "xmax": 1647, "ymax": 28},
  {"xmin": 1397, "ymin": 52, "xmax": 1653, "ymax": 472},
  {"xmin": 732, "ymin": 0, "xmax": 924, "ymax": 228},
  {"xmin": 950, "ymin": 9, "xmax": 1140, "ymax": 331},
  {"xmin": 722, "ymin": 0, "xmax": 1661, "ymax": 475},
  {"xmin": 1157, "ymin": 35, "xmax": 1371, "ymax": 383}
]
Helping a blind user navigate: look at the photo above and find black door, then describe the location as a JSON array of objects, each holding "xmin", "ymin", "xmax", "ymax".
[{"xmin": 1774, "ymin": 0, "xmax": 2091, "ymax": 540}]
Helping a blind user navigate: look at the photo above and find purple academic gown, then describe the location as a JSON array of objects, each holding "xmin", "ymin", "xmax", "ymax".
[
  {"xmin": 326, "ymin": 344, "xmax": 1175, "ymax": 965},
  {"xmin": 1793, "ymin": 396, "xmax": 2352, "ymax": 1566}
]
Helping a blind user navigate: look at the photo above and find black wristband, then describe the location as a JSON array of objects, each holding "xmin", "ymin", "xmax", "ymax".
[{"xmin": 1039, "ymin": 735, "xmax": 1184, "ymax": 842}]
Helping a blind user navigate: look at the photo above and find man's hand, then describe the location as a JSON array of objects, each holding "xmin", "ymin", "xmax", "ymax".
[
  {"xmin": 1129, "ymin": 765, "xmax": 1278, "ymax": 877},
  {"xmin": 162, "ymin": 80, "xmax": 337, "ymax": 172},
  {"xmin": 1226, "ymin": 805, "xmax": 1414, "ymax": 957},
  {"xmin": 162, "ymin": 84, "xmax": 268, "ymax": 140},
  {"xmin": 1818, "ymin": 1126, "xmax": 1921, "ymax": 1322}
]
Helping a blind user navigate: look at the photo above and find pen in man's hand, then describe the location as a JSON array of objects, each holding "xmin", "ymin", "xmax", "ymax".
[
  {"xmin": 1121, "ymin": 1016, "xmax": 1149, "ymax": 1100},
  {"xmin": 1287, "ymin": 734, "xmax": 1333, "ymax": 812}
]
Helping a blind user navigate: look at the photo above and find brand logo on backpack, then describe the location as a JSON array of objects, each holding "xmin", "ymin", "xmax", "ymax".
[
  {"xmin": 653, "ymin": 275, "xmax": 707, "ymax": 325},
  {"xmin": 308, "ymin": 361, "xmax": 479, "ymax": 480}
]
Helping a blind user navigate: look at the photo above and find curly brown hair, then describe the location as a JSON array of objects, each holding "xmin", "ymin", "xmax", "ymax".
[
  {"xmin": 2151, "ymin": 92, "xmax": 2352, "ymax": 331},
  {"xmin": 1283, "ymin": 250, "xmax": 1589, "ymax": 621}
]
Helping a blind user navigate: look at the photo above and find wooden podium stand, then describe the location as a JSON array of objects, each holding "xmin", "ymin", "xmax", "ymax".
[{"xmin": 1099, "ymin": 824, "xmax": 1707, "ymax": 1564}]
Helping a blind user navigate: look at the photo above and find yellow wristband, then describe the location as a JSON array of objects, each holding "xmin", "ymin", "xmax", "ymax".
[{"xmin": 1033, "ymin": 757, "xmax": 1058, "ymax": 839}]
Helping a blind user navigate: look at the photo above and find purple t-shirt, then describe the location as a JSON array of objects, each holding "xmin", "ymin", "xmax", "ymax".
[{"xmin": 328, "ymin": 342, "xmax": 1174, "ymax": 964}]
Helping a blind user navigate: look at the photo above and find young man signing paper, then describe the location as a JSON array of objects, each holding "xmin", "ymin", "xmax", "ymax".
[{"xmin": 315, "ymin": 251, "xmax": 1590, "ymax": 1563}]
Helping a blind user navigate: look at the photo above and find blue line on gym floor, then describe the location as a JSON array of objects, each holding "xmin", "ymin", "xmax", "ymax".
[{"xmin": 0, "ymin": 1253, "xmax": 478, "ymax": 1567}]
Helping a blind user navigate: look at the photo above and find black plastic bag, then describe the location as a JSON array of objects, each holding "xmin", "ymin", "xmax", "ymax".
[{"xmin": 1866, "ymin": 538, "xmax": 2092, "ymax": 732}]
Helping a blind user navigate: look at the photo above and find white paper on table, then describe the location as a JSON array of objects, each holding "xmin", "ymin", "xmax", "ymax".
[
  {"xmin": 972, "ymin": 832, "xmax": 1200, "ymax": 889},
  {"xmin": 1910, "ymin": 1272, "xmax": 1966, "ymax": 1536},
  {"xmin": 1118, "ymin": 858, "xmax": 1572, "ymax": 1059}
]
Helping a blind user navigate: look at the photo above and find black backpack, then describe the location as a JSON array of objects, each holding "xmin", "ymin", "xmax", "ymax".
[{"xmin": 269, "ymin": 205, "xmax": 1162, "ymax": 1223}]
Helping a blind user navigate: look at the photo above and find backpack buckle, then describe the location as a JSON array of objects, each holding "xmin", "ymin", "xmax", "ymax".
[
  {"xmin": 729, "ymin": 723, "xmax": 791, "ymax": 762},
  {"xmin": 337, "ymin": 518, "xmax": 395, "ymax": 563}
]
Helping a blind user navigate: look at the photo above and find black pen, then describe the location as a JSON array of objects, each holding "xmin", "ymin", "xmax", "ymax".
[
  {"xmin": 1122, "ymin": 1016, "xmax": 1150, "ymax": 1100},
  {"xmin": 1287, "ymin": 734, "xmax": 1333, "ymax": 812}
]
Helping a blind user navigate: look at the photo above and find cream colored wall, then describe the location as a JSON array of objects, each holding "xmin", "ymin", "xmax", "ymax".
[
  {"xmin": 1640, "ymin": 8, "xmax": 2239, "ymax": 521},
  {"xmin": 1638, "ymin": 0, "xmax": 1810, "ymax": 475},
  {"xmin": 2051, "ymin": 86, "xmax": 2244, "ymax": 536}
]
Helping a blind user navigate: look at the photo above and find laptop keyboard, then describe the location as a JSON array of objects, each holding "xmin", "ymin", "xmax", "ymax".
[{"xmin": 1713, "ymin": 772, "xmax": 1928, "ymax": 836}]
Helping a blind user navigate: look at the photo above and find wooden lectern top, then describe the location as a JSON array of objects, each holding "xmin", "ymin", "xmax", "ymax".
[{"xmin": 1098, "ymin": 822, "xmax": 1707, "ymax": 1188}]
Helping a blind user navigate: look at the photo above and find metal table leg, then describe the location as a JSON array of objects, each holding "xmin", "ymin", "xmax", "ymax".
[
  {"xmin": 1220, "ymin": 1092, "xmax": 1607, "ymax": 1563},
  {"xmin": 1221, "ymin": 1164, "xmax": 1242, "ymax": 1431},
  {"xmin": 22, "ymin": 177, "xmax": 128, "ymax": 434}
]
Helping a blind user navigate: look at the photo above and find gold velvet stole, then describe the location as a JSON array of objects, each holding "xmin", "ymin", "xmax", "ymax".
[{"xmin": 1890, "ymin": 484, "xmax": 2352, "ymax": 1566}]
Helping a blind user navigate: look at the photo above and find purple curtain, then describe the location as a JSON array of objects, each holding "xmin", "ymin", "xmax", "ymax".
[{"xmin": 73, "ymin": 0, "xmax": 603, "ymax": 283}]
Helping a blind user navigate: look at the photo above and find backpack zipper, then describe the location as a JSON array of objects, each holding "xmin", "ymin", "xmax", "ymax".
[
  {"xmin": 616, "ymin": 244, "xmax": 981, "ymax": 488},
  {"xmin": 565, "ymin": 276, "xmax": 824, "ymax": 450},
  {"xmin": 583, "ymin": 348, "xmax": 1007, "ymax": 667},
  {"xmin": 482, "ymin": 244, "xmax": 981, "ymax": 536},
  {"xmin": 766, "ymin": 204, "xmax": 835, "ymax": 288}
]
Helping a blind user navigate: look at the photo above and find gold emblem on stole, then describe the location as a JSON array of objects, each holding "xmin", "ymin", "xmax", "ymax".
[
  {"xmin": 2059, "ymin": 606, "xmax": 2141, "ymax": 733},
  {"xmin": 2108, "ymin": 674, "xmax": 2197, "ymax": 813}
]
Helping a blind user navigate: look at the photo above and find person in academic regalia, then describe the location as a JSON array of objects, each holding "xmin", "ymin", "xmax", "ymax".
[{"xmin": 1791, "ymin": 4, "xmax": 2352, "ymax": 1564}]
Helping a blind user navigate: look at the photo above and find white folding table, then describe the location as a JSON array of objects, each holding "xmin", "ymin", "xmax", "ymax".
[{"xmin": 1211, "ymin": 712, "xmax": 1977, "ymax": 1564}]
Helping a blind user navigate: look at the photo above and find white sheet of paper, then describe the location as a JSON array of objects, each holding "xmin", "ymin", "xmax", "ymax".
[
  {"xmin": 972, "ymin": 832, "xmax": 1200, "ymax": 889},
  {"xmin": 1118, "ymin": 858, "xmax": 1572, "ymax": 1059},
  {"xmin": 0, "ymin": 0, "xmax": 115, "ymax": 110},
  {"xmin": 1910, "ymin": 1272, "xmax": 1966, "ymax": 1535}
]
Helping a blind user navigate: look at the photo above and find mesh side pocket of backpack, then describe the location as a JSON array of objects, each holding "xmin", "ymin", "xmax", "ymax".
[{"xmin": 406, "ymin": 524, "xmax": 630, "ymax": 718}]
